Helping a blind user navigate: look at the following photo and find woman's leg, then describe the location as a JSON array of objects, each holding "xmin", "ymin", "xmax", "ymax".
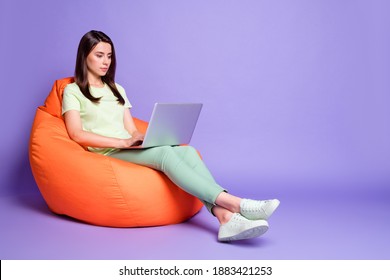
[
  {"xmin": 109, "ymin": 146, "xmax": 277, "ymax": 242},
  {"xmin": 108, "ymin": 146, "xmax": 226, "ymax": 205},
  {"xmin": 168, "ymin": 146, "xmax": 224, "ymax": 214},
  {"xmin": 212, "ymin": 205, "xmax": 234, "ymax": 225},
  {"xmin": 171, "ymin": 147, "xmax": 281, "ymax": 220},
  {"xmin": 169, "ymin": 146, "xmax": 217, "ymax": 183},
  {"xmin": 109, "ymin": 146, "xmax": 280, "ymax": 221}
]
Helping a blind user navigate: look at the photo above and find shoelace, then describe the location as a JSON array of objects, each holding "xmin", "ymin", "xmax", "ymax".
[{"xmin": 242, "ymin": 200, "xmax": 270, "ymax": 213}]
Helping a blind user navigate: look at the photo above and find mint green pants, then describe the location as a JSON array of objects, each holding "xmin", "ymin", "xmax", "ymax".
[{"xmin": 108, "ymin": 145, "xmax": 226, "ymax": 213}]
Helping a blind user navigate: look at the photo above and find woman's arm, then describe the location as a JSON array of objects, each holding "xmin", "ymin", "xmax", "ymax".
[
  {"xmin": 63, "ymin": 110, "xmax": 137, "ymax": 148},
  {"xmin": 123, "ymin": 109, "xmax": 145, "ymax": 142}
]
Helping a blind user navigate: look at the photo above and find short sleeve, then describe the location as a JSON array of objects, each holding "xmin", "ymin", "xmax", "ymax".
[
  {"xmin": 116, "ymin": 83, "xmax": 132, "ymax": 108},
  {"xmin": 62, "ymin": 85, "xmax": 81, "ymax": 115}
]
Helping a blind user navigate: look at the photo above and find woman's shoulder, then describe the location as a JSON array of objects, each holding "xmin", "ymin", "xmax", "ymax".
[
  {"xmin": 63, "ymin": 82, "xmax": 86, "ymax": 102},
  {"xmin": 114, "ymin": 82, "xmax": 125, "ymax": 92},
  {"xmin": 113, "ymin": 82, "xmax": 131, "ymax": 106},
  {"xmin": 114, "ymin": 83, "xmax": 128, "ymax": 98},
  {"xmin": 64, "ymin": 82, "xmax": 81, "ymax": 93}
]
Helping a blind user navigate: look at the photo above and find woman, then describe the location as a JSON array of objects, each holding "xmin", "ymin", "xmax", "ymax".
[{"xmin": 62, "ymin": 30, "xmax": 280, "ymax": 242}]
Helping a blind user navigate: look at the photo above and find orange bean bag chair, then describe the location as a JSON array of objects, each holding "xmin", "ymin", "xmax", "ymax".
[{"xmin": 29, "ymin": 77, "xmax": 203, "ymax": 227}]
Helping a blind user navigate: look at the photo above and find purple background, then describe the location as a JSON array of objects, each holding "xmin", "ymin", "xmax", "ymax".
[{"xmin": 1, "ymin": 0, "xmax": 389, "ymax": 259}]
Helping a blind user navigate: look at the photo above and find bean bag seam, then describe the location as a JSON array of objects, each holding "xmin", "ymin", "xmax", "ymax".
[{"xmin": 106, "ymin": 158, "xmax": 133, "ymax": 215}]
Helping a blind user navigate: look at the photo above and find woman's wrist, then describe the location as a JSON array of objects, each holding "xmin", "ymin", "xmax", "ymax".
[
  {"xmin": 114, "ymin": 138, "xmax": 126, "ymax": 148},
  {"xmin": 131, "ymin": 130, "xmax": 142, "ymax": 137}
]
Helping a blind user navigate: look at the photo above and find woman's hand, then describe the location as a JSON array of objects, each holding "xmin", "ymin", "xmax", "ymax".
[
  {"xmin": 118, "ymin": 138, "xmax": 137, "ymax": 148},
  {"xmin": 118, "ymin": 131, "xmax": 145, "ymax": 148},
  {"xmin": 131, "ymin": 131, "xmax": 145, "ymax": 142},
  {"xmin": 130, "ymin": 131, "xmax": 145, "ymax": 147}
]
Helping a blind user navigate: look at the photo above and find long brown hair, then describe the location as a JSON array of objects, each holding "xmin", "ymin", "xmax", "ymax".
[{"xmin": 74, "ymin": 30, "xmax": 125, "ymax": 105}]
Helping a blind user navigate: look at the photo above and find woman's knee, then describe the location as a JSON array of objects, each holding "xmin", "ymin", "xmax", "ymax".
[
  {"xmin": 152, "ymin": 146, "xmax": 177, "ymax": 165},
  {"xmin": 152, "ymin": 146, "xmax": 199, "ymax": 169},
  {"xmin": 174, "ymin": 145, "xmax": 199, "ymax": 157},
  {"xmin": 153, "ymin": 146, "xmax": 173, "ymax": 156}
]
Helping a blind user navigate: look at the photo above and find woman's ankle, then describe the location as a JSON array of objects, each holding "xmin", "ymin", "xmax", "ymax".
[
  {"xmin": 213, "ymin": 206, "xmax": 234, "ymax": 225},
  {"xmin": 215, "ymin": 192, "xmax": 242, "ymax": 213}
]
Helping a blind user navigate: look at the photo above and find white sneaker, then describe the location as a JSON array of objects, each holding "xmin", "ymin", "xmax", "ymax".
[
  {"xmin": 218, "ymin": 213, "xmax": 269, "ymax": 242},
  {"xmin": 240, "ymin": 199, "xmax": 280, "ymax": 220}
]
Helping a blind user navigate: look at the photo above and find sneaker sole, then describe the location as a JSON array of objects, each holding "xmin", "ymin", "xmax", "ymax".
[{"xmin": 218, "ymin": 224, "xmax": 269, "ymax": 242}]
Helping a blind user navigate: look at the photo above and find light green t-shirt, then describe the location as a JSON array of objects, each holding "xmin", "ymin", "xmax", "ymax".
[{"xmin": 62, "ymin": 82, "xmax": 132, "ymax": 155}]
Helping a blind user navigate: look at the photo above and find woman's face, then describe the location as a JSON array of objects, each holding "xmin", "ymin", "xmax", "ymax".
[{"xmin": 86, "ymin": 42, "xmax": 112, "ymax": 79}]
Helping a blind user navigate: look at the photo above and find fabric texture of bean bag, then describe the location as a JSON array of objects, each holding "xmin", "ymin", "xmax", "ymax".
[{"xmin": 29, "ymin": 77, "xmax": 203, "ymax": 227}]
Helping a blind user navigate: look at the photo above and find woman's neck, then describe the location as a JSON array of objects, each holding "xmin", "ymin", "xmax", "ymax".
[{"xmin": 88, "ymin": 75, "xmax": 104, "ymax": 88}]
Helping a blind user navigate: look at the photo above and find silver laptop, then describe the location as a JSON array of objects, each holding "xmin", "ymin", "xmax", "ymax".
[{"xmin": 127, "ymin": 103, "xmax": 203, "ymax": 149}]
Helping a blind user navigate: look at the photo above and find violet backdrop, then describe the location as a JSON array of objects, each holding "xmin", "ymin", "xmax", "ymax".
[{"xmin": 0, "ymin": 0, "xmax": 389, "ymax": 259}]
